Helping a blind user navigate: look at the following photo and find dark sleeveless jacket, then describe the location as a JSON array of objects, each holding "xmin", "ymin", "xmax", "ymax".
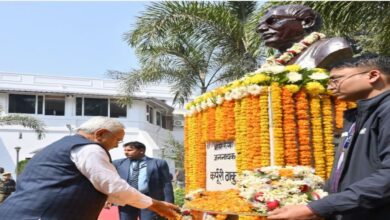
[{"xmin": 0, "ymin": 134, "xmax": 110, "ymax": 220}]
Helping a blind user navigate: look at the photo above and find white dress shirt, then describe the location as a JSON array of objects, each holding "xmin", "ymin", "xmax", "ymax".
[{"xmin": 70, "ymin": 144, "xmax": 153, "ymax": 208}]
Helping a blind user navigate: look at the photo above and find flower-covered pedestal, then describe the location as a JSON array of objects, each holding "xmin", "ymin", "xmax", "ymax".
[
  {"xmin": 183, "ymin": 166, "xmax": 327, "ymax": 220},
  {"xmin": 183, "ymin": 65, "xmax": 355, "ymax": 218}
]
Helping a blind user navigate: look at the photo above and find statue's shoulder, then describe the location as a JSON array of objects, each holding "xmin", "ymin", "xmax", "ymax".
[
  {"xmin": 314, "ymin": 37, "xmax": 351, "ymax": 55},
  {"xmin": 295, "ymin": 37, "xmax": 353, "ymax": 69}
]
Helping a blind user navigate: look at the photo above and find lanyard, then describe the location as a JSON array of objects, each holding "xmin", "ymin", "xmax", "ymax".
[{"xmin": 336, "ymin": 122, "xmax": 356, "ymax": 170}]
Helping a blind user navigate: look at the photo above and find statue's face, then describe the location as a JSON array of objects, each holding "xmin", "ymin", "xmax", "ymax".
[{"xmin": 257, "ymin": 7, "xmax": 305, "ymax": 51}]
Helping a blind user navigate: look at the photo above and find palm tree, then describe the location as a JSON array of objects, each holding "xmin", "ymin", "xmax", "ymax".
[
  {"xmin": 0, "ymin": 106, "xmax": 45, "ymax": 139},
  {"xmin": 267, "ymin": 1, "xmax": 390, "ymax": 56},
  {"xmin": 110, "ymin": 1, "xmax": 263, "ymax": 106}
]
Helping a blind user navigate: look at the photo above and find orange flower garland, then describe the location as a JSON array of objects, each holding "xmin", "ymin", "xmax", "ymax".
[
  {"xmin": 248, "ymin": 95, "xmax": 262, "ymax": 170},
  {"xmin": 271, "ymin": 83, "xmax": 284, "ymax": 165},
  {"xmin": 215, "ymin": 105, "xmax": 224, "ymax": 141},
  {"xmin": 195, "ymin": 113, "xmax": 206, "ymax": 189},
  {"xmin": 309, "ymin": 95, "xmax": 326, "ymax": 178},
  {"xmin": 208, "ymin": 107, "xmax": 216, "ymax": 141},
  {"xmin": 259, "ymin": 88, "xmax": 270, "ymax": 166},
  {"xmin": 321, "ymin": 95, "xmax": 334, "ymax": 178},
  {"xmin": 185, "ymin": 115, "xmax": 197, "ymax": 192},
  {"xmin": 184, "ymin": 189, "xmax": 255, "ymax": 214},
  {"xmin": 295, "ymin": 90, "xmax": 312, "ymax": 166},
  {"xmin": 225, "ymin": 101, "xmax": 236, "ymax": 140},
  {"xmin": 184, "ymin": 115, "xmax": 191, "ymax": 193},
  {"xmin": 282, "ymin": 87, "xmax": 298, "ymax": 165},
  {"xmin": 334, "ymin": 98, "xmax": 347, "ymax": 129},
  {"xmin": 201, "ymin": 111, "xmax": 209, "ymax": 143}
]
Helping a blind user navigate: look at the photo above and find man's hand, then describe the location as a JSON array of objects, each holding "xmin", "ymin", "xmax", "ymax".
[
  {"xmin": 267, "ymin": 205, "xmax": 321, "ymax": 220},
  {"xmin": 148, "ymin": 199, "xmax": 180, "ymax": 219}
]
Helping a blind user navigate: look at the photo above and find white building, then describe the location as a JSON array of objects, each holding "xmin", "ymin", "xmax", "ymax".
[{"xmin": 0, "ymin": 72, "xmax": 185, "ymax": 176}]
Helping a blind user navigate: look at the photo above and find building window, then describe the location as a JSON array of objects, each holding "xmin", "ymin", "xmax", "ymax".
[
  {"xmin": 76, "ymin": 97, "xmax": 126, "ymax": 117},
  {"xmin": 84, "ymin": 98, "xmax": 108, "ymax": 116},
  {"xmin": 45, "ymin": 95, "xmax": 65, "ymax": 116},
  {"xmin": 110, "ymin": 99, "xmax": 126, "ymax": 118},
  {"xmin": 162, "ymin": 115, "xmax": 167, "ymax": 129},
  {"xmin": 8, "ymin": 94, "xmax": 65, "ymax": 116},
  {"xmin": 146, "ymin": 105, "xmax": 153, "ymax": 123},
  {"xmin": 76, "ymin": 97, "xmax": 82, "ymax": 116},
  {"xmin": 37, "ymin": 96, "xmax": 43, "ymax": 114},
  {"xmin": 156, "ymin": 111, "xmax": 162, "ymax": 126},
  {"xmin": 9, "ymin": 94, "xmax": 36, "ymax": 114}
]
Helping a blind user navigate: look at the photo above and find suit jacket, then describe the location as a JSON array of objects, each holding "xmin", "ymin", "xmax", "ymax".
[{"xmin": 113, "ymin": 156, "xmax": 174, "ymax": 203}]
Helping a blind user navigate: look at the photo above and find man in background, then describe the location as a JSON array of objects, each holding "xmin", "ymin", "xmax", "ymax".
[
  {"xmin": 1, "ymin": 172, "xmax": 15, "ymax": 202},
  {"xmin": 0, "ymin": 167, "xmax": 4, "ymax": 203},
  {"xmin": 113, "ymin": 141, "xmax": 174, "ymax": 220}
]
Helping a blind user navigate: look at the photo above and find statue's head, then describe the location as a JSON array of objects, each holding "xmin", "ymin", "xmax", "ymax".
[{"xmin": 256, "ymin": 5, "xmax": 322, "ymax": 51}]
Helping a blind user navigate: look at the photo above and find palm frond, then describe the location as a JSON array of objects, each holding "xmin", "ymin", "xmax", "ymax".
[{"xmin": 0, "ymin": 114, "xmax": 46, "ymax": 139}]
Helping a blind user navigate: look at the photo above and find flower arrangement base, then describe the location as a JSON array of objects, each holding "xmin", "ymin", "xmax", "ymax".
[
  {"xmin": 184, "ymin": 189, "xmax": 267, "ymax": 220},
  {"xmin": 186, "ymin": 209, "xmax": 267, "ymax": 220}
]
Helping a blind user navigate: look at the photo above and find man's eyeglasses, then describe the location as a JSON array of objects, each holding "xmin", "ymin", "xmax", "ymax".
[
  {"xmin": 108, "ymin": 131, "xmax": 123, "ymax": 143},
  {"xmin": 328, "ymin": 70, "xmax": 371, "ymax": 87}
]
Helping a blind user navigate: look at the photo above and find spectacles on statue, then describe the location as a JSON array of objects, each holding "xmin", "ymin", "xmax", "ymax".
[{"xmin": 328, "ymin": 70, "xmax": 371, "ymax": 87}]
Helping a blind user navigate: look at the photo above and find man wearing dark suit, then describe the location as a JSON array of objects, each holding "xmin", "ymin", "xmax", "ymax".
[{"xmin": 113, "ymin": 141, "xmax": 174, "ymax": 220}]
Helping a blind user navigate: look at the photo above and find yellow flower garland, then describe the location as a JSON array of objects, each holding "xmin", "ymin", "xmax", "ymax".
[
  {"xmin": 259, "ymin": 88, "xmax": 270, "ymax": 166},
  {"xmin": 309, "ymin": 95, "xmax": 326, "ymax": 178},
  {"xmin": 321, "ymin": 95, "xmax": 334, "ymax": 178},
  {"xmin": 234, "ymin": 100, "xmax": 243, "ymax": 172},
  {"xmin": 271, "ymin": 83, "xmax": 284, "ymax": 165}
]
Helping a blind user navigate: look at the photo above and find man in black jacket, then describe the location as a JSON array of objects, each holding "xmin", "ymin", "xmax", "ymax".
[{"xmin": 268, "ymin": 54, "xmax": 390, "ymax": 220}]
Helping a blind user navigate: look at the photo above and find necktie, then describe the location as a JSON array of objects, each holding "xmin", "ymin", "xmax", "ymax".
[{"xmin": 129, "ymin": 160, "xmax": 140, "ymax": 189}]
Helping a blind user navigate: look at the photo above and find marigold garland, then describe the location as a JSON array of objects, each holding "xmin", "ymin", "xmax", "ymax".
[
  {"xmin": 309, "ymin": 95, "xmax": 326, "ymax": 178},
  {"xmin": 295, "ymin": 90, "xmax": 312, "ymax": 166},
  {"xmin": 225, "ymin": 101, "xmax": 236, "ymax": 140},
  {"xmin": 259, "ymin": 88, "xmax": 270, "ymax": 166},
  {"xmin": 185, "ymin": 115, "xmax": 197, "ymax": 192},
  {"xmin": 208, "ymin": 107, "xmax": 216, "ymax": 141},
  {"xmin": 235, "ymin": 98, "xmax": 249, "ymax": 172},
  {"xmin": 184, "ymin": 116, "xmax": 191, "ymax": 193},
  {"xmin": 321, "ymin": 95, "xmax": 334, "ymax": 178},
  {"xmin": 234, "ymin": 100, "xmax": 243, "ymax": 172},
  {"xmin": 201, "ymin": 111, "xmax": 209, "ymax": 143},
  {"xmin": 215, "ymin": 105, "xmax": 224, "ymax": 141},
  {"xmin": 334, "ymin": 98, "xmax": 347, "ymax": 129},
  {"xmin": 184, "ymin": 189, "xmax": 255, "ymax": 214},
  {"xmin": 271, "ymin": 83, "xmax": 284, "ymax": 166},
  {"xmin": 195, "ymin": 113, "xmax": 206, "ymax": 189},
  {"xmin": 248, "ymin": 95, "xmax": 262, "ymax": 170},
  {"xmin": 282, "ymin": 87, "xmax": 298, "ymax": 165}
]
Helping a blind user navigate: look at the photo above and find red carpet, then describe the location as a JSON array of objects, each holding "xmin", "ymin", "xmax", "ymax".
[{"xmin": 98, "ymin": 206, "xmax": 119, "ymax": 220}]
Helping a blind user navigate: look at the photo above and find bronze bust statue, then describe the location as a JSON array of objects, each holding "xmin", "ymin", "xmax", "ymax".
[{"xmin": 257, "ymin": 5, "xmax": 353, "ymax": 69}]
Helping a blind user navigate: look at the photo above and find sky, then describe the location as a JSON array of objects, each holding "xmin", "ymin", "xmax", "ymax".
[{"xmin": 0, "ymin": 1, "xmax": 149, "ymax": 79}]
